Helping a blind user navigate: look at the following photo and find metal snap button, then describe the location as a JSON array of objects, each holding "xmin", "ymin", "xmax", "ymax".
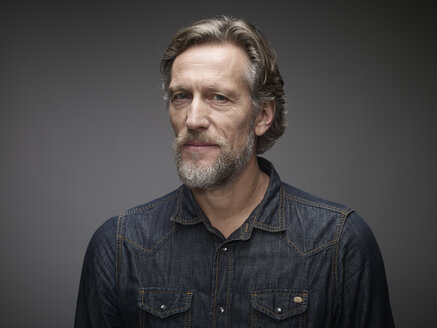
[
  {"xmin": 293, "ymin": 296, "xmax": 303, "ymax": 303},
  {"xmin": 275, "ymin": 307, "xmax": 282, "ymax": 314},
  {"xmin": 217, "ymin": 306, "xmax": 225, "ymax": 314},
  {"xmin": 160, "ymin": 304, "xmax": 167, "ymax": 311},
  {"xmin": 221, "ymin": 247, "xmax": 228, "ymax": 252}
]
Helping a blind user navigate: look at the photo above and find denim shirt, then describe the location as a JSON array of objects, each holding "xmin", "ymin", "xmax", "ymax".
[{"xmin": 75, "ymin": 158, "xmax": 394, "ymax": 327}]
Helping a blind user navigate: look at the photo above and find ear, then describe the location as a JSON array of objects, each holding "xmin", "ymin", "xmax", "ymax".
[{"xmin": 254, "ymin": 101, "xmax": 276, "ymax": 137}]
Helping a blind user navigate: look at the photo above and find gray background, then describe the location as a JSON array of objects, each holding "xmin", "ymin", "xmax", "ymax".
[{"xmin": 1, "ymin": 1, "xmax": 436, "ymax": 327}]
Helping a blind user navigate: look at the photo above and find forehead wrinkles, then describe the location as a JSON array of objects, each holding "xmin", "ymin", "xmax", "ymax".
[{"xmin": 169, "ymin": 44, "xmax": 250, "ymax": 90}]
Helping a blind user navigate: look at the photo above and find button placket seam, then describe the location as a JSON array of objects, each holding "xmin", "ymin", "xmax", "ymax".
[
  {"xmin": 225, "ymin": 245, "xmax": 233, "ymax": 328},
  {"xmin": 211, "ymin": 247, "xmax": 221, "ymax": 328}
]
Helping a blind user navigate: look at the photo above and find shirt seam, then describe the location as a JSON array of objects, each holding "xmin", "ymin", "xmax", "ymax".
[
  {"xmin": 115, "ymin": 213, "xmax": 124, "ymax": 290},
  {"xmin": 331, "ymin": 211, "xmax": 350, "ymax": 297},
  {"xmin": 280, "ymin": 235, "xmax": 337, "ymax": 256},
  {"xmin": 118, "ymin": 225, "xmax": 177, "ymax": 254},
  {"xmin": 284, "ymin": 191, "xmax": 353, "ymax": 216},
  {"xmin": 125, "ymin": 191, "xmax": 180, "ymax": 216}
]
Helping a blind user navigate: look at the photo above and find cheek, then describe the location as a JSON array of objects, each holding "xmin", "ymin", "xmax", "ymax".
[
  {"xmin": 169, "ymin": 111, "xmax": 183, "ymax": 135},
  {"xmin": 225, "ymin": 125, "xmax": 251, "ymax": 149}
]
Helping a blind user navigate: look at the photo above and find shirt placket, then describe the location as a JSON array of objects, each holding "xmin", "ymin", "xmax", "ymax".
[{"xmin": 211, "ymin": 241, "xmax": 234, "ymax": 328}]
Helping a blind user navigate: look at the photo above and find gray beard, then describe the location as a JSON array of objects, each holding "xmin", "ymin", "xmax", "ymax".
[{"xmin": 173, "ymin": 131, "xmax": 255, "ymax": 190}]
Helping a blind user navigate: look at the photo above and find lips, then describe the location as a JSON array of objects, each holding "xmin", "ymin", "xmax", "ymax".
[
  {"xmin": 185, "ymin": 141, "xmax": 217, "ymax": 147},
  {"xmin": 184, "ymin": 142, "xmax": 219, "ymax": 153}
]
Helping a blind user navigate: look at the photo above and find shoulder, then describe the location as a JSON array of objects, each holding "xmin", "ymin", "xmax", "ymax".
[
  {"xmin": 114, "ymin": 187, "xmax": 182, "ymax": 253},
  {"xmin": 282, "ymin": 182, "xmax": 352, "ymax": 215},
  {"xmin": 122, "ymin": 188, "xmax": 181, "ymax": 217},
  {"xmin": 119, "ymin": 187, "xmax": 181, "ymax": 228},
  {"xmin": 281, "ymin": 182, "xmax": 374, "ymax": 256},
  {"xmin": 87, "ymin": 187, "xmax": 182, "ymax": 254},
  {"xmin": 84, "ymin": 215, "xmax": 119, "ymax": 262}
]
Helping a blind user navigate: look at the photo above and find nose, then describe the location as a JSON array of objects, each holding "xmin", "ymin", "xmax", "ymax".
[{"xmin": 185, "ymin": 96, "xmax": 209, "ymax": 131}]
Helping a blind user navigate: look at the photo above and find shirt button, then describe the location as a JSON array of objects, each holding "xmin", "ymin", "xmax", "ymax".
[
  {"xmin": 160, "ymin": 304, "xmax": 167, "ymax": 311},
  {"xmin": 275, "ymin": 307, "xmax": 282, "ymax": 314},
  {"xmin": 293, "ymin": 296, "xmax": 303, "ymax": 303},
  {"xmin": 217, "ymin": 306, "xmax": 225, "ymax": 314}
]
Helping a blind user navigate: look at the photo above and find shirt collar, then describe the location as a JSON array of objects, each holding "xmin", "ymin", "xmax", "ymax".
[{"xmin": 170, "ymin": 157, "xmax": 287, "ymax": 239}]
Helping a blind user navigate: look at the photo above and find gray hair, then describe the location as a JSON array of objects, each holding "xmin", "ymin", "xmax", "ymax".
[{"xmin": 160, "ymin": 15, "xmax": 287, "ymax": 154}]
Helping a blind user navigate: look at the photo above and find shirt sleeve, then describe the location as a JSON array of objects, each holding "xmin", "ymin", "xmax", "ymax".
[
  {"xmin": 75, "ymin": 216, "xmax": 122, "ymax": 328},
  {"xmin": 333, "ymin": 211, "xmax": 395, "ymax": 327}
]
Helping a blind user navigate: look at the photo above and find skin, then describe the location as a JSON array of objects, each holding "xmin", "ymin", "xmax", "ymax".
[{"xmin": 169, "ymin": 43, "xmax": 275, "ymax": 238}]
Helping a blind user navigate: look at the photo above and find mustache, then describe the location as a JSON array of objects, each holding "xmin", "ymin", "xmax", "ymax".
[{"xmin": 173, "ymin": 131, "xmax": 228, "ymax": 149}]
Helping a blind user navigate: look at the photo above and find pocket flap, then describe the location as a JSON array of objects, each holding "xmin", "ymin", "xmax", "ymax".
[
  {"xmin": 138, "ymin": 288, "xmax": 193, "ymax": 319},
  {"xmin": 250, "ymin": 289, "xmax": 309, "ymax": 320}
]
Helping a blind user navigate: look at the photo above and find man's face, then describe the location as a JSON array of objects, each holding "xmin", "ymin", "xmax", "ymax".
[{"xmin": 168, "ymin": 43, "xmax": 256, "ymax": 189}]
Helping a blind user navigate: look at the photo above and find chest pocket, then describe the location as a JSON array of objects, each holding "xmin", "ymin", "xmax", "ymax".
[
  {"xmin": 138, "ymin": 288, "xmax": 193, "ymax": 328},
  {"xmin": 250, "ymin": 289, "xmax": 309, "ymax": 328}
]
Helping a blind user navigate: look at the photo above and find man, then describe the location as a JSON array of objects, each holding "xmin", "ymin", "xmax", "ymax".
[{"xmin": 75, "ymin": 16, "xmax": 394, "ymax": 327}]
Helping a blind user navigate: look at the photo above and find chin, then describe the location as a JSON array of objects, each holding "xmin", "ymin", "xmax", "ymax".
[
  {"xmin": 185, "ymin": 158, "xmax": 216, "ymax": 168},
  {"xmin": 183, "ymin": 152, "xmax": 218, "ymax": 165}
]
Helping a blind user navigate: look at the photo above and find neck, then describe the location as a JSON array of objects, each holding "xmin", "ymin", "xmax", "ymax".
[{"xmin": 191, "ymin": 155, "xmax": 269, "ymax": 238}]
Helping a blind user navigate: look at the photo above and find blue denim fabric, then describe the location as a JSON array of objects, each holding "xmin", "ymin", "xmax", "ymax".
[{"xmin": 75, "ymin": 157, "xmax": 394, "ymax": 327}]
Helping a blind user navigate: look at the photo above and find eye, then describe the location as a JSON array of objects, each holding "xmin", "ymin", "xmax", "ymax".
[
  {"xmin": 212, "ymin": 94, "xmax": 228, "ymax": 103},
  {"xmin": 170, "ymin": 92, "xmax": 191, "ymax": 106},
  {"xmin": 172, "ymin": 93, "xmax": 189, "ymax": 100}
]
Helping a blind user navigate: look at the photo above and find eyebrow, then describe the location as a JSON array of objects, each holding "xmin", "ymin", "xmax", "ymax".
[
  {"xmin": 169, "ymin": 84, "xmax": 240, "ymax": 99},
  {"xmin": 168, "ymin": 85, "xmax": 188, "ymax": 94}
]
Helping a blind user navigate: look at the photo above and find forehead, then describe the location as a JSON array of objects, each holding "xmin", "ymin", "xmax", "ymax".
[{"xmin": 170, "ymin": 43, "xmax": 249, "ymax": 89}]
